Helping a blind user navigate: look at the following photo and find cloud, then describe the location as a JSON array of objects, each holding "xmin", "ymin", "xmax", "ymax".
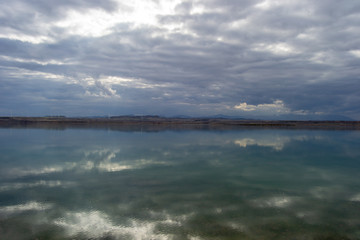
[
  {"xmin": 0, "ymin": 0, "xmax": 360, "ymax": 118},
  {"xmin": 234, "ymin": 99, "xmax": 290, "ymax": 114},
  {"xmin": 349, "ymin": 50, "xmax": 360, "ymax": 58}
]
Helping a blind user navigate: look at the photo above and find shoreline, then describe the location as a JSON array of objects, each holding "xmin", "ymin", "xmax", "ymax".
[{"xmin": 1, "ymin": 116, "xmax": 360, "ymax": 130}]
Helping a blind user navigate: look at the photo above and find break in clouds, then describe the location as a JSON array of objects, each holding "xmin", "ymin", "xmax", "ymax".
[{"xmin": 0, "ymin": 0, "xmax": 359, "ymax": 119}]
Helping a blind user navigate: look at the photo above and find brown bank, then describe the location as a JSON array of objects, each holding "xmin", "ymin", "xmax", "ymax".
[{"xmin": 1, "ymin": 116, "xmax": 360, "ymax": 131}]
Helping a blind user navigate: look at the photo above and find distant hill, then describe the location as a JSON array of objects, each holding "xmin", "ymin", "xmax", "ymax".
[
  {"xmin": 171, "ymin": 114, "xmax": 354, "ymax": 121},
  {"xmin": 256, "ymin": 114, "xmax": 354, "ymax": 121},
  {"xmin": 172, "ymin": 114, "xmax": 249, "ymax": 120},
  {"xmin": 202, "ymin": 114, "xmax": 249, "ymax": 120}
]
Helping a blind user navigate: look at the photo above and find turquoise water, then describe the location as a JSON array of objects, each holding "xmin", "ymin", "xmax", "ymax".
[{"xmin": 0, "ymin": 128, "xmax": 360, "ymax": 239}]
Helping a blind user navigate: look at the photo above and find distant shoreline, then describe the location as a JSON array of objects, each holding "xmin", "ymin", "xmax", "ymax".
[{"xmin": 1, "ymin": 116, "xmax": 360, "ymax": 130}]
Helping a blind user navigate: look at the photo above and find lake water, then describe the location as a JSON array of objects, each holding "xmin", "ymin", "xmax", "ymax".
[{"xmin": 0, "ymin": 128, "xmax": 360, "ymax": 240}]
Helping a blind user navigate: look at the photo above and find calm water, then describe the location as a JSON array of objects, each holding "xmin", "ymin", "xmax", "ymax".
[{"xmin": 0, "ymin": 128, "xmax": 360, "ymax": 240}]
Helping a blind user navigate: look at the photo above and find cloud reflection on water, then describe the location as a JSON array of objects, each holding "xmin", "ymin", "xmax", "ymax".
[
  {"xmin": 2, "ymin": 148, "xmax": 171, "ymax": 179},
  {"xmin": 350, "ymin": 193, "xmax": 360, "ymax": 202},
  {"xmin": 0, "ymin": 201, "xmax": 52, "ymax": 216},
  {"xmin": 251, "ymin": 196, "xmax": 296, "ymax": 208},
  {"xmin": 0, "ymin": 129, "xmax": 359, "ymax": 239},
  {"xmin": 0, "ymin": 180, "xmax": 74, "ymax": 192},
  {"xmin": 234, "ymin": 134, "xmax": 321, "ymax": 151},
  {"xmin": 54, "ymin": 210, "xmax": 192, "ymax": 240}
]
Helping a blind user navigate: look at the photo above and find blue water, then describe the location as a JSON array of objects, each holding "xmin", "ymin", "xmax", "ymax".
[{"xmin": 0, "ymin": 128, "xmax": 360, "ymax": 239}]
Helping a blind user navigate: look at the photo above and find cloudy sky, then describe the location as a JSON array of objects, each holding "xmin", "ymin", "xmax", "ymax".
[{"xmin": 0, "ymin": 0, "xmax": 359, "ymax": 119}]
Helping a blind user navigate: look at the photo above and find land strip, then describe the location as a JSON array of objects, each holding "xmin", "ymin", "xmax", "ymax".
[{"xmin": 1, "ymin": 116, "xmax": 360, "ymax": 131}]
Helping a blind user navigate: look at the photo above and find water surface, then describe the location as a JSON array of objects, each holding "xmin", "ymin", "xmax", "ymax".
[{"xmin": 0, "ymin": 128, "xmax": 360, "ymax": 239}]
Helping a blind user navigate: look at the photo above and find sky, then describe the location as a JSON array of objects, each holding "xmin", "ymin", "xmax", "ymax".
[{"xmin": 0, "ymin": 0, "xmax": 359, "ymax": 119}]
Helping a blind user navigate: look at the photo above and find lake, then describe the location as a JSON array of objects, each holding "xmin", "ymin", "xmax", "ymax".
[{"xmin": 0, "ymin": 128, "xmax": 360, "ymax": 239}]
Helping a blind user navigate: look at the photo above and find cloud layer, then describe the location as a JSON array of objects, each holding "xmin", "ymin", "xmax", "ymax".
[{"xmin": 0, "ymin": 0, "xmax": 359, "ymax": 119}]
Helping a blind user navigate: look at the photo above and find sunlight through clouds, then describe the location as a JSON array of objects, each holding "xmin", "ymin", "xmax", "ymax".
[
  {"xmin": 54, "ymin": 0, "xmax": 185, "ymax": 37},
  {"xmin": 54, "ymin": 9, "xmax": 119, "ymax": 37}
]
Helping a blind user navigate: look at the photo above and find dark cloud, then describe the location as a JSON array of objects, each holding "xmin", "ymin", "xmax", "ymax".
[{"xmin": 0, "ymin": 0, "xmax": 359, "ymax": 119}]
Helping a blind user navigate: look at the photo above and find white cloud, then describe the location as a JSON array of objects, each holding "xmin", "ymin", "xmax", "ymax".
[
  {"xmin": 52, "ymin": 0, "xmax": 186, "ymax": 38},
  {"xmin": 76, "ymin": 75, "xmax": 176, "ymax": 99},
  {"xmin": 234, "ymin": 100, "xmax": 290, "ymax": 114},
  {"xmin": 254, "ymin": 0, "xmax": 274, "ymax": 10},
  {"xmin": 75, "ymin": 75, "xmax": 120, "ymax": 98},
  {"xmin": 98, "ymin": 75, "xmax": 173, "ymax": 89},
  {"xmin": 252, "ymin": 43, "xmax": 299, "ymax": 56},
  {"xmin": 0, "ymin": 0, "xmax": 186, "ymax": 44},
  {"xmin": 349, "ymin": 50, "xmax": 360, "ymax": 58},
  {"xmin": 0, "ymin": 55, "xmax": 68, "ymax": 66},
  {"xmin": 0, "ymin": 33, "xmax": 54, "ymax": 44},
  {"xmin": 1, "ymin": 67, "xmax": 67, "ymax": 82},
  {"xmin": 54, "ymin": 9, "xmax": 119, "ymax": 38},
  {"xmin": 309, "ymin": 51, "xmax": 344, "ymax": 66}
]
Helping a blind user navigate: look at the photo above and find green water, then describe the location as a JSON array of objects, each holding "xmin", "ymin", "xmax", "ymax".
[{"xmin": 0, "ymin": 128, "xmax": 359, "ymax": 240}]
